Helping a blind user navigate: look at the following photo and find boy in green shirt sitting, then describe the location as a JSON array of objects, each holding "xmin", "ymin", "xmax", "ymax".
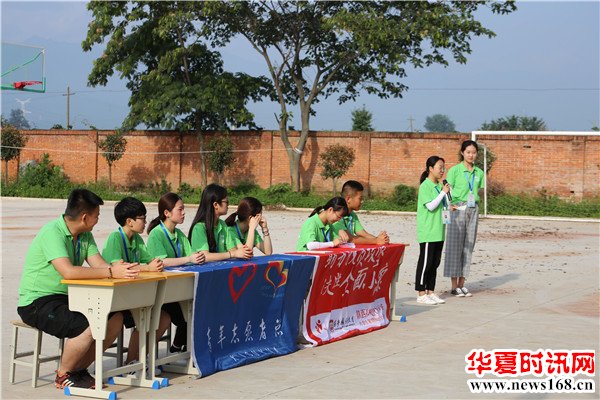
[
  {"xmin": 102, "ymin": 197, "xmax": 170, "ymax": 367},
  {"xmin": 17, "ymin": 189, "xmax": 139, "ymax": 389},
  {"xmin": 332, "ymin": 180, "xmax": 390, "ymax": 245}
]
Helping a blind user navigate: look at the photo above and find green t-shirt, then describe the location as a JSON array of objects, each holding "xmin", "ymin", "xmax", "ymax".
[
  {"xmin": 332, "ymin": 210, "xmax": 365, "ymax": 238},
  {"xmin": 18, "ymin": 216, "xmax": 100, "ymax": 307},
  {"xmin": 102, "ymin": 227, "xmax": 153, "ymax": 264},
  {"xmin": 190, "ymin": 219, "xmax": 231, "ymax": 253},
  {"xmin": 226, "ymin": 222, "xmax": 263, "ymax": 249},
  {"xmin": 296, "ymin": 213, "xmax": 332, "ymax": 251},
  {"xmin": 416, "ymin": 179, "xmax": 446, "ymax": 243},
  {"xmin": 146, "ymin": 222, "xmax": 192, "ymax": 259},
  {"xmin": 446, "ymin": 163, "xmax": 485, "ymax": 204}
]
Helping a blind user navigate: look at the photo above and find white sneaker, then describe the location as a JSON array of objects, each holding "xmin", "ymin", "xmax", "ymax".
[
  {"xmin": 417, "ymin": 294, "xmax": 437, "ymax": 305},
  {"xmin": 460, "ymin": 287, "xmax": 473, "ymax": 297},
  {"xmin": 428, "ymin": 293, "xmax": 445, "ymax": 304}
]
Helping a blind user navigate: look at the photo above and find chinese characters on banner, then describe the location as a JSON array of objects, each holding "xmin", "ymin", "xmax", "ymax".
[
  {"xmin": 297, "ymin": 244, "xmax": 406, "ymax": 346},
  {"xmin": 172, "ymin": 254, "xmax": 316, "ymax": 377}
]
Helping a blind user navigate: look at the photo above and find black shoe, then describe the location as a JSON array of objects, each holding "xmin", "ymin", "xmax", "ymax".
[
  {"xmin": 55, "ymin": 370, "xmax": 95, "ymax": 389},
  {"xmin": 170, "ymin": 344, "xmax": 187, "ymax": 353}
]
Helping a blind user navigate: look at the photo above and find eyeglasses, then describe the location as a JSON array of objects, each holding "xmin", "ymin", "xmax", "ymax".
[
  {"xmin": 134, "ymin": 216, "xmax": 147, "ymax": 221},
  {"xmin": 221, "ymin": 200, "xmax": 229, "ymax": 205}
]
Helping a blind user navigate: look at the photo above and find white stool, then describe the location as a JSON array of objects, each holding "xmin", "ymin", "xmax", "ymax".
[{"xmin": 9, "ymin": 320, "xmax": 64, "ymax": 388}]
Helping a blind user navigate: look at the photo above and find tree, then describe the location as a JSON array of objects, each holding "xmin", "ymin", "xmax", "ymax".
[
  {"xmin": 206, "ymin": 134, "xmax": 235, "ymax": 184},
  {"xmin": 98, "ymin": 131, "xmax": 127, "ymax": 190},
  {"xmin": 82, "ymin": 1, "xmax": 270, "ymax": 186},
  {"xmin": 351, "ymin": 105, "xmax": 374, "ymax": 131},
  {"xmin": 424, "ymin": 114, "xmax": 456, "ymax": 132},
  {"xmin": 7, "ymin": 109, "xmax": 31, "ymax": 130},
  {"xmin": 0, "ymin": 117, "xmax": 28, "ymax": 183},
  {"xmin": 480, "ymin": 115, "xmax": 547, "ymax": 131},
  {"xmin": 591, "ymin": 125, "xmax": 599, "ymax": 132},
  {"xmin": 319, "ymin": 144, "xmax": 355, "ymax": 196},
  {"xmin": 201, "ymin": 1, "xmax": 516, "ymax": 191}
]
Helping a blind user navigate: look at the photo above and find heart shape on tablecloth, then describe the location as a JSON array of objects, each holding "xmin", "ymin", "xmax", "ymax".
[
  {"xmin": 264, "ymin": 260, "xmax": 288, "ymax": 292},
  {"xmin": 228, "ymin": 263, "xmax": 257, "ymax": 303}
]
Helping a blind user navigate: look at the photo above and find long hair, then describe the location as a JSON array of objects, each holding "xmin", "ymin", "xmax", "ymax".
[
  {"xmin": 188, "ymin": 183, "xmax": 228, "ymax": 252},
  {"xmin": 309, "ymin": 197, "xmax": 348, "ymax": 218},
  {"xmin": 459, "ymin": 140, "xmax": 479, "ymax": 161},
  {"xmin": 147, "ymin": 192, "xmax": 182, "ymax": 233},
  {"xmin": 225, "ymin": 197, "xmax": 263, "ymax": 226},
  {"xmin": 420, "ymin": 156, "xmax": 445, "ymax": 184}
]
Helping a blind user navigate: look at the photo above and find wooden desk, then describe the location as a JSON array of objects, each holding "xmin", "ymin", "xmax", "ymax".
[
  {"xmin": 61, "ymin": 274, "xmax": 164, "ymax": 399},
  {"xmin": 144, "ymin": 271, "xmax": 197, "ymax": 377}
]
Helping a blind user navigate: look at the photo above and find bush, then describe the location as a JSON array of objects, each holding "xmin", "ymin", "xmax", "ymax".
[
  {"xmin": 230, "ymin": 180, "xmax": 260, "ymax": 194},
  {"xmin": 265, "ymin": 183, "xmax": 292, "ymax": 195},
  {"xmin": 392, "ymin": 184, "xmax": 417, "ymax": 207},
  {"xmin": 148, "ymin": 179, "xmax": 172, "ymax": 199},
  {"xmin": 10, "ymin": 154, "xmax": 73, "ymax": 198}
]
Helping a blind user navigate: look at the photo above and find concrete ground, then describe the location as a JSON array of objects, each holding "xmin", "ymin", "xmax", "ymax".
[{"xmin": 1, "ymin": 197, "xmax": 598, "ymax": 399}]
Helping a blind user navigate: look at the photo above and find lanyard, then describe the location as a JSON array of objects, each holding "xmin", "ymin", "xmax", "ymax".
[
  {"xmin": 118, "ymin": 227, "xmax": 138, "ymax": 263},
  {"xmin": 434, "ymin": 186, "xmax": 448, "ymax": 208},
  {"xmin": 235, "ymin": 223, "xmax": 245, "ymax": 242},
  {"xmin": 344, "ymin": 215, "xmax": 354, "ymax": 234},
  {"xmin": 320, "ymin": 227, "xmax": 331, "ymax": 242},
  {"xmin": 464, "ymin": 171, "xmax": 475, "ymax": 192},
  {"xmin": 160, "ymin": 222, "xmax": 181, "ymax": 258},
  {"xmin": 72, "ymin": 236, "xmax": 81, "ymax": 265}
]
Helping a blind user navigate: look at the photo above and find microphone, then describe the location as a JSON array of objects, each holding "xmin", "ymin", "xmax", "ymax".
[{"xmin": 442, "ymin": 179, "xmax": 452, "ymax": 202}]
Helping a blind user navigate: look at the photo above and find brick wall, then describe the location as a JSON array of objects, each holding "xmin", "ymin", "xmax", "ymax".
[{"xmin": 7, "ymin": 130, "xmax": 600, "ymax": 199}]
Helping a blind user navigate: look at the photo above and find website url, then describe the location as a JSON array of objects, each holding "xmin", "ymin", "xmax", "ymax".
[{"xmin": 468, "ymin": 377, "xmax": 595, "ymax": 394}]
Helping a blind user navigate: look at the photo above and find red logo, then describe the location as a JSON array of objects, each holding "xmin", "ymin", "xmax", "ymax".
[
  {"xmin": 264, "ymin": 260, "xmax": 288, "ymax": 295},
  {"xmin": 228, "ymin": 263, "xmax": 257, "ymax": 303}
]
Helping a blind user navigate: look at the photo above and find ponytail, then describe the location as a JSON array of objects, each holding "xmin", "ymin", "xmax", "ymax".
[
  {"xmin": 309, "ymin": 206, "xmax": 325, "ymax": 217},
  {"xmin": 309, "ymin": 197, "xmax": 348, "ymax": 218},
  {"xmin": 225, "ymin": 212, "xmax": 238, "ymax": 226},
  {"xmin": 146, "ymin": 216, "xmax": 162, "ymax": 234}
]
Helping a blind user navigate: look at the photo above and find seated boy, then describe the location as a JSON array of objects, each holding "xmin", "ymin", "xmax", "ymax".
[
  {"xmin": 102, "ymin": 197, "xmax": 170, "ymax": 367},
  {"xmin": 332, "ymin": 180, "xmax": 390, "ymax": 245},
  {"xmin": 17, "ymin": 189, "xmax": 139, "ymax": 389}
]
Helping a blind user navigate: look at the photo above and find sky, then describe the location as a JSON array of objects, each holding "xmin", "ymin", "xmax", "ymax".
[{"xmin": 1, "ymin": 0, "xmax": 599, "ymax": 132}]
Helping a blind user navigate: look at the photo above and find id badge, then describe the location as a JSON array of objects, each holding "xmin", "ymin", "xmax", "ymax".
[
  {"xmin": 467, "ymin": 192, "xmax": 476, "ymax": 208},
  {"xmin": 442, "ymin": 209, "xmax": 451, "ymax": 225}
]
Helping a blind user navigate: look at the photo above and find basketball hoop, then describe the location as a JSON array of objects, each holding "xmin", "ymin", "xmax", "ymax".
[{"xmin": 13, "ymin": 81, "xmax": 42, "ymax": 90}]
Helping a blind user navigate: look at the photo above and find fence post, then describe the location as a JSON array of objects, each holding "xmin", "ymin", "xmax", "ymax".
[{"xmin": 484, "ymin": 146, "xmax": 488, "ymax": 218}]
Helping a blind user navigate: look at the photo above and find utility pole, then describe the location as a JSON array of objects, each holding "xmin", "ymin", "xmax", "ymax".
[
  {"xmin": 408, "ymin": 116, "xmax": 415, "ymax": 132},
  {"xmin": 63, "ymin": 86, "xmax": 75, "ymax": 129}
]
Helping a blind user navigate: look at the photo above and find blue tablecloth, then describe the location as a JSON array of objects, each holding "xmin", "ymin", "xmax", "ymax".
[{"xmin": 167, "ymin": 254, "xmax": 316, "ymax": 377}]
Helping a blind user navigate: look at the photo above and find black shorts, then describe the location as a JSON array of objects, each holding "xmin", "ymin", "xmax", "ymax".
[
  {"xmin": 122, "ymin": 310, "xmax": 135, "ymax": 329},
  {"xmin": 17, "ymin": 294, "xmax": 89, "ymax": 339}
]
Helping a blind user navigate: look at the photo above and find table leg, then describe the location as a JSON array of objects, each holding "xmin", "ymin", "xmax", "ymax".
[{"xmin": 390, "ymin": 252, "xmax": 405, "ymax": 322}]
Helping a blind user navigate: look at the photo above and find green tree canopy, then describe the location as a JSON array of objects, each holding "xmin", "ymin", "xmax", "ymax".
[
  {"xmin": 424, "ymin": 114, "xmax": 456, "ymax": 132},
  {"xmin": 206, "ymin": 135, "xmax": 235, "ymax": 184},
  {"xmin": 82, "ymin": 1, "xmax": 270, "ymax": 185},
  {"xmin": 480, "ymin": 115, "xmax": 547, "ymax": 131},
  {"xmin": 351, "ymin": 106, "xmax": 374, "ymax": 131},
  {"xmin": 98, "ymin": 131, "xmax": 127, "ymax": 189},
  {"xmin": 0, "ymin": 117, "xmax": 28, "ymax": 183},
  {"xmin": 319, "ymin": 144, "xmax": 355, "ymax": 195},
  {"xmin": 201, "ymin": 1, "xmax": 516, "ymax": 190}
]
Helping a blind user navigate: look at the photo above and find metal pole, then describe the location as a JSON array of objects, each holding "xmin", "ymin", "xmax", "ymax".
[{"xmin": 66, "ymin": 86, "xmax": 70, "ymax": 129}]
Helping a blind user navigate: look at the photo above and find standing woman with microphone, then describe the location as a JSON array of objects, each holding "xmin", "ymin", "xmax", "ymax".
[{"xmin": 444, "ymin": 140, "xmax": 485, "ymax": 297}]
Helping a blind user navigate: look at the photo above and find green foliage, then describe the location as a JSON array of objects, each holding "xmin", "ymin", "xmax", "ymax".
[
  {"xmin": 148, "ymin": 179, "xmax": 172, "ymax": 199},
  {"xmin": 265, "ymin": 183, "xmax": 292, "ymax": 196},
  {"xmin": 2, "ymin": 154, "xmax": 72, "ymax": 198},
  {"xmin": 201, "ymin": 1, "xmax": 516, "ymax": 190},
  {"xmin": 319, "ymin": 144, "xmax": 355, "ymax": 195},
  {"xmin": 98, "ymin": 131, "xmax": 127, "ymax": 166},
  {"xmin": 230, "ymin": 180, "xmax": 260, "ymax": 194},
  {"xmin": 480, "ymin": 115, "xmax": 547, "ymax": 131},
  {"xmin": 206, "ymin": 135, "xmax": 235, "ymax": 181},
  {"xmin": 83, "ymin": 1, "xmax": 269, "ymax": 132},
  {"xmin": 474, "ymin": 143, "xmax": 497, "ymax": 173},
  {"xmin": 1, "ymin": 118, "xmax": 27, "ymax": 162},
  {"xmin": 488, "ymin": 194, "xmax": 600, "ymax": 219},
  {"xmin": 424, "ymin": 114, "xmax": 456, "ymax": 132},
  {"xmin": 592, "ymin": 125, "xmax": 599, "ymax": 132},
  {"xmin": 392, "ymin": 184, "xmax": 417, "ymax": 207},
  {"xmin": 51, "ymin": 124, "xmax": 64, "ymax": 129},
  {"xmin": 351, "ymin": 106, "xmax": 374, "ymax": 131}
]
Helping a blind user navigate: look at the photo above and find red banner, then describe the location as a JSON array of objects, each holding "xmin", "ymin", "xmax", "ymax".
[{"xmin": 295, "ymin": 244, "xmax": 406, "ymax": 346}]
